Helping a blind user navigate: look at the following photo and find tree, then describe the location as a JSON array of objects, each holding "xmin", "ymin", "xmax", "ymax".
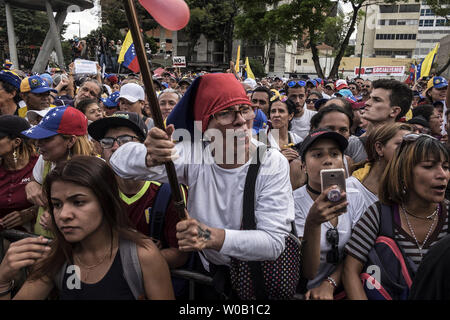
[
  {"xmin": 0, "ymin": 5, "xmax": 67, "ymax": 69},
  {"xmin": 184, "ymin": 0, "xmax": 240, "ymax": 63}
]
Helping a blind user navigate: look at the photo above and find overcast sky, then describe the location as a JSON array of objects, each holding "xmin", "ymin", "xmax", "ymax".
[
  {"xmin": 62, "ymin": 1, "xmax": 100, "ymax": 40},
  {"xmin": 62, "ymin": 1, "xmax": 356, "ymax": 40}
]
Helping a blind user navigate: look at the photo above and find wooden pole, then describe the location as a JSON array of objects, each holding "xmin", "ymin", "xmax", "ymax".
[{"xmin": 122, "ymin": 0, "xmax": 186, "ymax": 220}]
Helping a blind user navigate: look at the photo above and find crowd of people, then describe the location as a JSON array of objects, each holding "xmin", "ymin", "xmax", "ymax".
[{"xmin": 0, "ymin": 56, "xmax": 449, "ymax": 300}]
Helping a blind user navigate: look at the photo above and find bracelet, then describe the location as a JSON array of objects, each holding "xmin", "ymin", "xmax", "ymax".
[
  {"xmin": 0, "ymin": 280, "xmax": 14, "ymax": 297},
  {"xmin": 326, "ymin": 276, "xmax": 338, "ymax": 289}
]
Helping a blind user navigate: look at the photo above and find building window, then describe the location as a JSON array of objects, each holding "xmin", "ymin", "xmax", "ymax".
[
  {"xmin": 399, "ymin": 4, "xmax": 420, "ymax": 12},
  {"xmin": 419, "ymin": 19, "xmax": 434, "ymax": 27},
  {"xmin": 380, "ymin": 5, "xmax": 398, "ymax": 13},
  {"xmin": 389, "ymin": 19, "xmax": 397, "ymax": 25},
  {"xmin": 379, "ymin": 19, "xmax": 386, "ymax": 25},
  {"xmin": 296, "ymin": 59, "xmax": 302, "ymax": 65},
  {"xmin": 436, "ymin": 19, "xmax": 446, "ymax": 26},
  {"xmin": 420, "ymin": 9, "xmax": 434, "ymax": 16},
  {"xmin": 303, "ymin": 59, "xmax": 307, "ymax": 63}
]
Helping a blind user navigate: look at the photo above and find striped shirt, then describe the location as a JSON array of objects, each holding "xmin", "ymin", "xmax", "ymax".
[{"xmin": 345, "ymin": 201, "xmax": 449, "ymax": 266}]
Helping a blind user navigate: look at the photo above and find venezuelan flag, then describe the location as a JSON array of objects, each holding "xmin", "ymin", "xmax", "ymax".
[{"xmin": 118, "ymin": 31, "xmax": 140, "ymax": 73}]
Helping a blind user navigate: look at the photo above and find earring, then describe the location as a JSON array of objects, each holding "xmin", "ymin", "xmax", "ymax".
[{"xmin": 13, "ymin": 148, "xmax": 18, "ymax": 167}]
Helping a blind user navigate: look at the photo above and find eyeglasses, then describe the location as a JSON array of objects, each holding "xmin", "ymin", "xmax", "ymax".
[
  {"xmin": 213, "ymin": 105, "xmax": 255, "ymax": 125},
  {"xmin": 100, "ymin": 135, "xmax": 139, "ymax": 149},
  {"xmin": 287, "ymin": 80, "xmax": 306, "ymax": 88},
  {"xmin": 306, "ymin": 99, "xmax": 319, "ymax": 104},
  {"xmin": 326, "ymin": 227, "xmax": 339, "ymax": 265}
]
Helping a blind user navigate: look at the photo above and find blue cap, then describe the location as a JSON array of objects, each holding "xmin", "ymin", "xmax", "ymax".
[
  {"xmin": 337, "ymin": 89, "xmax": 354, "ymax": 98},
  {"xmin": 0, "ymin": 70, "xmax": 21, "ymax": 89},
  {"xmin": 103, "ymin": 91, "xmax": 120, "ymax": 108},
  {"xmin": 431, "ymin": 76, "xmax": 448, "ymax": 89},
  {"xmin": 20, "ymin": 75, "xmax": 57, "ymax": 94},
  {"xmin": 40, "ymin": 73, "xmax": 53, "ymax": 87}
]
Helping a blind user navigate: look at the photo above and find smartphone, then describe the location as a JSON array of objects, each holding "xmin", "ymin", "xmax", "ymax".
[{"xmin": 320, "ymin": 168, "xmax": 347, "ymax": 213}]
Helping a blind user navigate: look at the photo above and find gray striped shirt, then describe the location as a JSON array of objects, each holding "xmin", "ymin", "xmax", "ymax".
[{"xmin": 345, "ymin": 201, "xmax": 449, "ymax": 266}]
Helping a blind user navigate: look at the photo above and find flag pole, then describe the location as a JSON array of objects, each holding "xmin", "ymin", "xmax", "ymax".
[{"xmin": 122, "ymin": 0, "xmax": 186, "ymax": 220}]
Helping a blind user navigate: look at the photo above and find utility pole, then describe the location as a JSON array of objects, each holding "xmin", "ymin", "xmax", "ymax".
[{"xmin": 358, "ymin": 2, "xmax": 369, "ymax": 77}]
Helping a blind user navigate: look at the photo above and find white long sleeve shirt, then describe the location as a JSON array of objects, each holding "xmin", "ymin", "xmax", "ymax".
[{"xmin": 110, "ymin": 139, "xmax": 295, "ymax": 269}]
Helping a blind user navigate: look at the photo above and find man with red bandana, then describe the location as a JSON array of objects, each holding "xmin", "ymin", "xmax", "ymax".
[{"xmin": 110, "ymin": 73, "xmax": 295, "ymax": 299}]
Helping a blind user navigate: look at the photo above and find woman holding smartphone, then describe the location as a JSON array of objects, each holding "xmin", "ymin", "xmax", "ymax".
[
  {"xmin": 0, "ymin": 156, "xmax": 174, "ymax": 300},
  {"xmin": 293, "ymin": 129, "xmax": 365, "ymax": 299}
]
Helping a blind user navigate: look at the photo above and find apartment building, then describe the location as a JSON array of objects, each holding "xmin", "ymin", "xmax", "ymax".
[
  {"xmin": 355, "ymin": 0, "xmax": 422, "ymax": 59},
  {"xmin": 414, "ymin": 2, "xmax": 450, "ymax": 59}
]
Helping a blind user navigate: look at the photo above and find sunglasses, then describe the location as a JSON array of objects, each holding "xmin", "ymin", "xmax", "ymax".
[
  {"xmin": 398, "ymin": 133, "xmax": 437, "ymax": 154},
  {"xmin": 306, "ymin": 99, "xmax": 319, "ymax": 104},
  {"xmin": 326, "ymin": 227, "xmax": 339, "ymax": 265},
  {"xmin": 100, "ymin": 135, "xmax": 139, "ymax": 149},
  {"xmin": 287, "ymin": 80, "xmax": 306, "ymax": 88}
]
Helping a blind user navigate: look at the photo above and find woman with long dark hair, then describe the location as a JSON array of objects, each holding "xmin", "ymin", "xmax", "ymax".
[{"xmin": 0, "ymin": 156, "xmax": 174, "ymax": 300}]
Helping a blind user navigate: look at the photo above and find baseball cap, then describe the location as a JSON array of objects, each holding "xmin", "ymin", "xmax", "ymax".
[
  {"xmin": 299, "ymin": 128, "xmax": 348, "ymax": 160},
  {"xmin": 119, "ymin": 83, "xmax": 145, "ymax": 103},
  {"xmin": 306, "ymin": 79, "xmax": 317, "ymax": 87},
  {"xmin": 88, "ymin": 111, "xmax": 148, "ymax": 142},
  {"xmin": 178, "ymin": 78, "xmax": 192, "ymax": 86},
  {"xmin": 314, "ymin": 98, "xmax": 329, "ymax": 111},
  {"xmin": 106, "ymin": 74, "xmax": 118, "ymax": 85},
  {"xmin": 335, "ymin": 79, "xmax": 348, "ymax": 91},
  {"xmin": 407, "ymin": 115, "xmax": 430, "ymax": 129},
  {"xmin": 0, "ymin": 70, "xmax": 21, "ymax": 89},
  {"xmin": 102, "ymin": 92, "xmax": 120, "ymax": 108},
  {"xmin": 20, "ymin": 75, "xmax": 57, "ymax": 94},
  {"xmin": 40, "ymin": 73, "xmax": 53, "ymax": 87},
  {"xmin": 337, "ymin": 89, "xmax": 354, "ymax": 98},
  {"xmin": 21, "ymin": 106, "xmax": 87, "ymax": 139},
  {"xmin": 427, "ymin": 76, "xmax": 448, "ymax": 90},
  {"xmin": 0, "ymin": 115, "xmax": 31, "ymax": 138},
  {"xmin": 350, "ymin": 101, "xmax": 365, "ymax": 110},
  {"xmin": 26, "ymin": 107, "xmax": 52, "ymax": 124},
  {"xmin": 325, "ymin": 83, "xmax": 335, "ymax": 90}
]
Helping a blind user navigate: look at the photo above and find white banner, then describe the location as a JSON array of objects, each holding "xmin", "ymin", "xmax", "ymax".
[
  {"xmin": 173, "ymin": 56, "xmax": 186, "ymax": 68},
  {"xmin": 74, "ymin": 59, "xmax": 98, "ymax": 75}
]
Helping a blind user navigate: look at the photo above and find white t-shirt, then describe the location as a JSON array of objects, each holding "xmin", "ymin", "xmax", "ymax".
[
  {"xmin": 346, "ymin": 176, "xmax": 379, "ymax": 214},
  {"xmin": 110, "ymin": 139, "xmax": 295, "ymax": 270},
  {"xmin": 32, "ymin": 155, "xmax": 56, "ymax": 185},
  {"xmin": 290, "ymin": 108, "xmax": 317, "ymax": 139},
  {"xmin": 267, "ymin": 131, "xmax": 303, "ymax": 150},
  {"xmin": 293, "ymin": 184, "xmax": 365, "ymax": 290}
]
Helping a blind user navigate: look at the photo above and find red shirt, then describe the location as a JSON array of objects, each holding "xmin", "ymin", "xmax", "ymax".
[
  {"xmin": 120, "ymin": 182, "xmax": 187, "ymax": 249},
  {"xmin": 0, "ymin": 155, "xmax": 39, "ymax": 218}
]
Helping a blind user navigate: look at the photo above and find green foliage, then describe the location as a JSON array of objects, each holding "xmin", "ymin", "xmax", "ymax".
[
  {"xmin": 248, "ymin": 57, "xmax": 266, "ymax": 78},
  {"xmin": 183, "ymin": 0, "xmax": 240, "ymax": 62},
  {"xmin": 0, "ymin": 5, "xmax": 67, "ymax": 69}
]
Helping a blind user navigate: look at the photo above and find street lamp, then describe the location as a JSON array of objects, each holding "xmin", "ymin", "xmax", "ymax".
[{"xmin": 68, "ymin": 21, "xmax": 81, "ymax": 38}]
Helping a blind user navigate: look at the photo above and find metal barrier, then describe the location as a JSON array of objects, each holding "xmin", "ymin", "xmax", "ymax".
[{"xmin": 0, "ymin": 229, "xmax": 303, "ymax": 300}]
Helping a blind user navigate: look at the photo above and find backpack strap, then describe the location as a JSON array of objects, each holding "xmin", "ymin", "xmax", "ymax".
[
  {"xmin": 119, "ymin": 238, "xmax": 145, "ymax": 300},
  {"xmin": 242, "ymin": 145, "xmax": 268, "ymax": 299},
  {"xmin": 148, "ymin": 183, "xmax": 172, "ymax": 241},
  {"xmin": 378, "ymin": 202, "xmax": 395, "ymax": 238}
]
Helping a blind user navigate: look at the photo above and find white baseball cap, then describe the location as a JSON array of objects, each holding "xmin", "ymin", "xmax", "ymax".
[
  {"xmin": 119, "ymin": 83, "xmax": 145, "ymax": 103},
  {"xmin": 335, "ymin": 79, "xmax": 348, "ymax": 91},
  {"xmin": 26, "ymin": 107, "xmax": 52, "ymax": 124}
]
